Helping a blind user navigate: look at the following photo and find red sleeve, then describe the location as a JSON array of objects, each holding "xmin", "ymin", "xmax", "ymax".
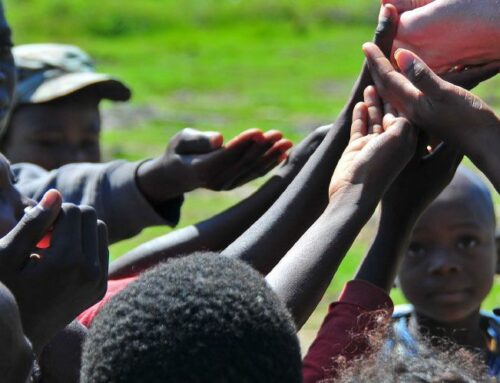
[
  {"xmin": 302, "ymin": 280, "xmax": 393, "ymax": 383},
  {"xmin": 77, "ymin": 276, "xmax": 138, "ymax": 328}
]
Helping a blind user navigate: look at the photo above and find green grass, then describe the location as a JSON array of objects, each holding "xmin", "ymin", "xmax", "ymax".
[{"xmin": 5, "ymin": 0, "xmax": 500, "ymax": 346}]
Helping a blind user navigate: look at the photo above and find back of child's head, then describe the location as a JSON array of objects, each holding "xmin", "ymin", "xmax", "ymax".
[
  {"xmin": 80, "ymin": 252, "xmax": 302, "ymax": 383},
  {"xmin": 335, "ymin": 323, "xmax": 491, "ymax": 383}
]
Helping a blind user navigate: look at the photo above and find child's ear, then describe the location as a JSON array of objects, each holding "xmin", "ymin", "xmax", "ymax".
[{"xmin": 496, "ymin": 229, "xmax": 500, "ymax": 274}]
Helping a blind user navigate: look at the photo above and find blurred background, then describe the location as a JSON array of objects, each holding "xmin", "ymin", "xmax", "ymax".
[{"xmin": 5, "ymin": 0, "xmax": 500, "ymax": 350}]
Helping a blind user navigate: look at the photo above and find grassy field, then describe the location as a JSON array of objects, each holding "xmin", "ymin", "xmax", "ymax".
[{"xmin": 5, "ymin": 0, "xmax": 500, "ymax": 350}]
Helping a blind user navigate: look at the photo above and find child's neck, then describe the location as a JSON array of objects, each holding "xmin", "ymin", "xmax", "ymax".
[{"xmin": 411, "ymin": 310, "xmax": 486, "ymax": 351}]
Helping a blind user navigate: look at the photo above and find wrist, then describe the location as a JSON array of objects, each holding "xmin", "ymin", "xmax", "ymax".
[
  {"xmin": 328, "ymin": 183, "xmax": 380, "ymax": 219},
  {"xmin": 467, "ymin": 114, "xmax": 500, "ymax": 187},
  {"xmin": 136, "ymin": 158, "xmax": 190, "ymax": 205}
]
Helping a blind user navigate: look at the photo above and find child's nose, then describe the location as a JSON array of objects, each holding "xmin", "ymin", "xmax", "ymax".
[{"xmin": 428, "ymin": 250, "xmax": 461, "ymax": 276}]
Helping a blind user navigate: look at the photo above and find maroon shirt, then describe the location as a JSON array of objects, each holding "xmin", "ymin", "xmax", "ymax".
[{"xmin": 302, "ymin": 280, "xmax": 393, "ymax": 382}]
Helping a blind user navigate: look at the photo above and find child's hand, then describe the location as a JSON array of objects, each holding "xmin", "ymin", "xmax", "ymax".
[
  {"xmin": 329, "ymin": 86, "xmax": 417, "ymax": 200},
  {"xmin": 137, "ymin": 128, "xmax": 293, "ymax": 204},
  {"xmin": 0, "ymin": 189, "xmax": 108, "ymax": 355}
]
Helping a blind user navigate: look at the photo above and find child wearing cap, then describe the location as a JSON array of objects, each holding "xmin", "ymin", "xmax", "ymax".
[{"xmin": 2, "ymin": 43, "xmax": 131, "ymax": 170}]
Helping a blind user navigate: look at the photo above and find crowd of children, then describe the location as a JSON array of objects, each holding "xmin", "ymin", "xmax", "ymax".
[{"xmin": 0, "ymin": 0, "xmax": 499, "ymax": 381}]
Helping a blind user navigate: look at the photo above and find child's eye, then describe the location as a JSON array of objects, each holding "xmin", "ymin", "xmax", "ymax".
[
  {"xmin": 407, "ymin": 243, "xmax": 426, "ymax": 257},
  {"xmin": 456, "ymin": 235, "xmax": 479, "ymax": 250}
]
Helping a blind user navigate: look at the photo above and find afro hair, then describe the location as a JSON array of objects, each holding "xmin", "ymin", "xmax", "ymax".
[{"xmin": 80, "ymin": 252, "xmax": 301, "ymax": 383}]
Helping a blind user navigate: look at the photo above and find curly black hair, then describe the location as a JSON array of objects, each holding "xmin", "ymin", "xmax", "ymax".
[{"xmin": 80, "ymin": 252, "xmax": 301, "ymax": 383}]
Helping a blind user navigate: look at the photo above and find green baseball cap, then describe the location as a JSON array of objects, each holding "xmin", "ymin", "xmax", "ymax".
[{"xmin": 13, "ymin": 43, "xmax": 132, "ymax": 106}]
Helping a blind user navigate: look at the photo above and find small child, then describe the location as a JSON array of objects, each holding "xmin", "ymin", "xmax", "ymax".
[{"xmin": 393, "ymin": 167, "xmax": 500, "ymax": 377}]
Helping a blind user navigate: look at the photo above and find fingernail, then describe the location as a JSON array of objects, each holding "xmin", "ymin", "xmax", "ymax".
[
  {"xmin": 208, "ymin": 133, "xmax": 223, "ymax": 148},
  {"xmin": 395, "ymin": 49, "xmax": 414, "ymax": 74},
  {"xmin": 40, "ymin": 189, "xmax": 60, "ymax": 210}
]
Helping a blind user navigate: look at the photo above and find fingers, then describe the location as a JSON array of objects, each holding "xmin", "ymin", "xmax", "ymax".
[
  {"xmin": 80, "ymin": 206, "xmax": 99, "ymax": 269},
  {"xmin": 174, "ymin": 128, "xmax": 224, "ymax": 155},
  {"xmin": 225, "ymin": 128, "xmax": 265, "ymax": 149},
  {"xmin": 374, "ymin": 4, "xmax": 400, "ymax": 57},
  {"xmin": 363, "ymin": 86, "xmax": 383, "ymax": 133},
  {"xmin": 394, "ymin": 48, "xmax": 446, "ymax": 98},
  {"xmin": 440, "ymin": 61, "xmax": 500, "ymax": 91},
  {"xmin": 0, "ymin": 190, "xmax": 62, "ymax": 268},
  {"xmin": 210, "ymin": 132, "xmax": 292, "ymax": 189},
  {"xmin": 382, "ymin": 0, "xmax": 434, "ymax": 12},
  {"xmin": 362, "ymin": 42, "xmax": 421, "ymax": 116},
  {"xmin": 96, "ymin": 221, "xmax": 109, "ymax": 299},
  {"xmin": 351, "ymin": 102, "xmax": 369, "ymax": 141}
]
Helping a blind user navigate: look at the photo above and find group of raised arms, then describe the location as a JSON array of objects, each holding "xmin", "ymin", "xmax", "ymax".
[{"xmin": 0, "ymin": 0, "xmax": 499, "ymax": 382}]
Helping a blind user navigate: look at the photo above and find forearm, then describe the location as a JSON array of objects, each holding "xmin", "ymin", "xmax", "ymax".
[
  {"xmin": 109, "ymin": 174, "xmax": 290, "ymax": 278},
  {"xmin": 467, "ymin": 116, "xmax": 500, "ymax": 193},
  {"xmin": 355, "ymin": 208, "xmax": 417, "ymax": 292},
  {"xmin": 266, "ymin": 185, "xmax": 378, "ymax": 329}
]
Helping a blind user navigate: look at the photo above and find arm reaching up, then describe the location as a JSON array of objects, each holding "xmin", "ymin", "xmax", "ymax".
[
  {"xmin": 355, "ymin": 88, "xmax": 462, "ymax": 291},
  {"xmin": 267, "ymin": 90, "xmax": 418, "ymax": 328}
]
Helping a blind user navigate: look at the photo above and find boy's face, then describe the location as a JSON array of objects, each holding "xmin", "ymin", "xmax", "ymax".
[
  {"xmin": 0, "ymin": 153, "xmax": 34, "ymax": 237},
  {"xmin": 0, "ymin": 4, "xmax": 15, "ymax": 131},
  {"xmin": 5, "ymin": 97, "xmax": 101, "ymax": 170},
  {"xmin": 398, "ymin": 178, "xmax": 496, "ymax": 324}
]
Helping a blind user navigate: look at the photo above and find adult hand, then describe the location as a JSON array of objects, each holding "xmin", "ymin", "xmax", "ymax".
[
  {"xmin": 136, "ymin": 128, "xmax": 292, "ymax": 205},
  {"xmin": 362, "ymin": 43, "xmax": 500, "ymax": 190},
  {"xmin": 368, "ymin": 93, "xmax": 463, "ymax": 221},
  {"xmin": 384, "ymin": 0, "xmax": 500, "ymax": 72},
  {"xmin": 0, "ymin": 189, "xmax": 108, "ymax": 355},
  {"xmin": 329, "ymin": 86, "xmax": 417, "ymax": 201}
]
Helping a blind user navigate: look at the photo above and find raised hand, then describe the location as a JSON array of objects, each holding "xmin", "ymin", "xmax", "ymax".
[
  {"xmin": 384, "ymin": 0, "xmax": 500, "ymax": 72},
  {"xmin": 353, "ymin": 85, "xmax": 462, "ymax": 291},
  {"xmin": 136, "ymin": 127, "xmax": 292, "ymax": 205},
  {"xmin": 362, "ymin": 43, "xmax": 500, "ymax": 190},
  {"xmin": 0, "ymin": 189, "xmax": 108, "ymax": 355},
  {"xmin": 329, "ymin": 86, "xmax": 417, "ymax": 201}
]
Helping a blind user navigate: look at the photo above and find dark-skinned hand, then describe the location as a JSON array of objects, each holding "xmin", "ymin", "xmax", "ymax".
[
  {"xmin": 0, "ymin": 189, "xmax": 108, "ymax": 355},
  {"xmin": 361, "ymin": 85, "xmax": 463, "ymax": 220},
  {"xmin": 136, "ymin": 128, "xmax": 293, "ymax": 205},
  {"xmin": 362, "ymin": 43, "xmax": 500, "ymax": 190}
]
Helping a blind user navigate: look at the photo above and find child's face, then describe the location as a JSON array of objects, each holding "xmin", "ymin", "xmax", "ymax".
[
  {"xmin": 5, "ymin": 97, "xmax": 101, "ymax": 170},
  {"xmin": 0, "ymin": 154, "xmax": 34, "ymax": 237},
  {"xmin": 398, "ymin": 177, "xmax": 496, "ymax": 324}
]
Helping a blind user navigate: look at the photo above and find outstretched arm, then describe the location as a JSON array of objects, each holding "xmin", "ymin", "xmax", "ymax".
[
  {"xmin": 222, "ymin": 4, "xmax": 400, "ymax": 274},
  {"xmin": 108, "ymin": 126, "xmax": 328, "ymax": 279},
  {"xmin": 267, "ymin": 87, "xmax": 417, "ymax": 329}
]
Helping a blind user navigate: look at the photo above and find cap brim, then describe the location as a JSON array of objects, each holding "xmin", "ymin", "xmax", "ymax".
[{"xmin": 20, "ymin": 72, "xmax": 132, "ymax": 104}]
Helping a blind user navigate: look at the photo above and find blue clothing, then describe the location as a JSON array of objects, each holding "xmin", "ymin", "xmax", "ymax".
[{"xmin": 391, "ymin": 304, "xmax": 500, "ymax": 378}]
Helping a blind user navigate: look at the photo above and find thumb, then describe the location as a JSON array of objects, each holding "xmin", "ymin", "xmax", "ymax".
[
  {"xmin": 0, "ymin": 189, "xmax": 62, "ymax": 267},
  {"xmin": 395, "ymin": 48, "xmax": 445, "ymax": 98},
  {"xmin": 173, "ymin": 128, "xmax": 223, "ymax": 155}
]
